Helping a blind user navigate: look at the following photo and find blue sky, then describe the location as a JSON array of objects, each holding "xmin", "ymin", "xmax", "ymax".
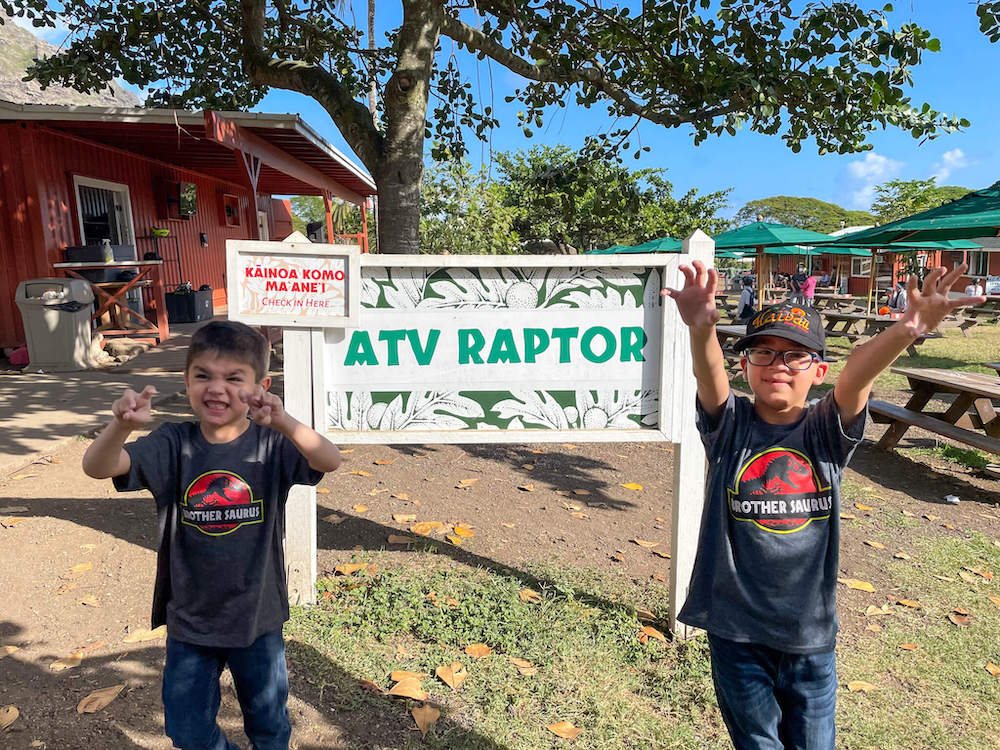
[{"xmin": 17, "ymin": 1, "xmax": 999, "ymax": 219}]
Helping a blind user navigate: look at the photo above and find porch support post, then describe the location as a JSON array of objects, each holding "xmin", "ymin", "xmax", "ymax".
[{"xmin": 322, "ymin": 191, "xmax": 335, "ymax": 244}]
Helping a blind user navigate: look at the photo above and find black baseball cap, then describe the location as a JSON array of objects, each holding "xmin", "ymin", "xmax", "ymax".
[{"xmin": 734, "ymin": 303, "xmax": 826, "ymax": 359}]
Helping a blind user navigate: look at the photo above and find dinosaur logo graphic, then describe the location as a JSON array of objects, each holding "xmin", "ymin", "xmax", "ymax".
[
  {"xmin": 181, "ymin": 470, "xmax": 262, "ymax": 536},
  {"xmin": 727, "ymin": 448, "xmax": 832, "ymax": 533}
]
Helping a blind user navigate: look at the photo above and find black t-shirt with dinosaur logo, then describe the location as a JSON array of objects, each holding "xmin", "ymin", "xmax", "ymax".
[
  {"xmin": 115, "ymin": 421, "xmax": 322, "ymax": 647},
  {"xmin": 678, "ymin": 392, "xmax": 865, "ymax": 653}
]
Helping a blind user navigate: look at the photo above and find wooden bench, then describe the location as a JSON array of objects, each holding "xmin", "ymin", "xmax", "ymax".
[
  {"xmin": 869, "ymin": 399, "xmax": 1000, "ymax": 455},
  {"xmin": 986, "ymin": 362, "xmax": 1000, "ymax": 376}
]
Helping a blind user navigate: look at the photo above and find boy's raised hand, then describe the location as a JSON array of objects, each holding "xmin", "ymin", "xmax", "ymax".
[
  {"xmin": 899, "ymin": 263, "xmax": 985, "ymax": 337},
  {"xmin": 239, "ymin": 385, "xmax": 285, "ymax": 427},
  {"xmin": 660, "ymin": 260, "xmax": 721, "ymax": 330},
  {"xmin": 111, "ymin": 385, "xmax": 157, "ymax": 429}
]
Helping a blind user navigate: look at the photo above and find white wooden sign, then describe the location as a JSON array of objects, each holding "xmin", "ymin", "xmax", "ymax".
[
  {"xmin": 274, "ymin": 233, "xmax": 713, "ymax": 636},
  {"xmin": 226, "ymin": 239, "xmax": 360, "ymax": 327}
]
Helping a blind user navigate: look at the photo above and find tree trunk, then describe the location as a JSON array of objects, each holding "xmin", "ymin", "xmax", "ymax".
[
  {"xmin": 376, "ymin": 0, "xmax": 439, "ymax": 254},
  {"xmin": 368, "ymin": 0, "xmax": 378, "ymax": 124}
]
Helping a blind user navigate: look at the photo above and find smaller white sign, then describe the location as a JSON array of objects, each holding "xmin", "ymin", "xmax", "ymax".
[
  {"xmin": 226, "ymin": 239, "xmax": 360, "ymax": 327},
  {"xmin": 986, "ymin": 275, "xmax": 1000, "ymax": 296}
]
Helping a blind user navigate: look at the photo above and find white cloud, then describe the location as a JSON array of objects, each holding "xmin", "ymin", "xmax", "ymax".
[
  {"xmin": 844, "ymin": 153, "xmax": 903, "ymax": 210},
  {"xmin": 931, "ymin": 148, "xmax": 970, "ymax": 183},
  {"xmin": 10, "ymin": 15, "xmax": 74, "ymax": 48}
]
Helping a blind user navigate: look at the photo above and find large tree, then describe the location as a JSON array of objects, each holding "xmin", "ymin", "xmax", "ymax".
[
  {"xmin": 735, "ymin": 196, "xmax": 876, "ymax": 233},
  {"xmin": 870, "ymin": 178, "xmax": 971, "ymax": 224},
  {"xmin": 5, "ymin": 0, "xmax": 995, "ymax": 253}
]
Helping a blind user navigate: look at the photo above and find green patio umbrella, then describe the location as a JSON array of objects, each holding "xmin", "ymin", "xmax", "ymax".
[
  {"xmin": 822, "ymin": 181, "xmax": 1000, "ymax": 244},
  {"xmin": 714, "ymin": 222, "xmax": 836, "ymax": 308},
  {"xmin": 584, "ymin": 244, "xmax": 632, "ymax": 255},
  {"xmin": 585, "ymin": 237, "xmax": 682, "ymax": 254}
]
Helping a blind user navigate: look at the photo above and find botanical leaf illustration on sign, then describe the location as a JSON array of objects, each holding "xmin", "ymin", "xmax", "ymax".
[
  {"xmin": 493, "ymin": 389, "xmax": 658, "ymax": 430},
  {"xmin": 328, "ymin": 391, "xmax": 484, "ymax": 431}
]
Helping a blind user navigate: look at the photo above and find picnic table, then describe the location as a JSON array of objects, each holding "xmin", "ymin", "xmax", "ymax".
[
  {"xmin": 819, "ymin": 311, "xmax": 933, "ymax": 356},
  {"xmin": 870, "ymin": 367, "xmax": 1000, "ymax": 456},
  {"xmin": 811, "ymin": 293, "xmax": 858, "ymax": 311},
  {"xmin": 716, "ymin": 324, "xmax": 746, "ymax": 379}
]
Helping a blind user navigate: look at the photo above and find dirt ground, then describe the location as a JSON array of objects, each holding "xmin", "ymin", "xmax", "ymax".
[{"xmin": 2, "ymin": 387, "xmax": 1000, "ymax": 749}]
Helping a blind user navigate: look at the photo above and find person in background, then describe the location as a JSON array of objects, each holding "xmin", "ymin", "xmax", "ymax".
[
  {"xmin": 735, "ymin": 275, "xmax": 757, "ymax": 322},
  {"xmin": 887, "ymin": 281, "xmax": 909, "ymax": 313},
  {"xmin": 801, "ymin": 272, "xmax": 818, "ymax": 307},
  {"xmin": 819, "ymin": 270, "xmax": 831, "ymax": 286},
  {"xmin": 965, "ymin": 278, "xmax": 985, "ymax": 297}
]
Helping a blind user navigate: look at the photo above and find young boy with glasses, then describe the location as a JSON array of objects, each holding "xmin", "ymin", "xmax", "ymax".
[{"xmin": 662, "ymin": 260, "xmax": 982, "ymax": 750}]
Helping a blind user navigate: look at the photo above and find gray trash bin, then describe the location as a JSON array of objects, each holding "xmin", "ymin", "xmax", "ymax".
[{"xmin": 15, "ymin": 277, "xmax": 96, "ymax": 371}]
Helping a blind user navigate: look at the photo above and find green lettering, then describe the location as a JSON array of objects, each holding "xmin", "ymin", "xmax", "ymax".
[
  {"xmin": 581, "ymin": 326, "xmax": 615, "ymax": 363},
  {"xmin": 458, "ymin": 329, "xmax": 486, "ymax": 364},
  {"xmin": 523, "ymin": 328, "xmax": 549, "ymax": 363},
  {"xmin": 551, "ymin": 327, "xmax": 579, "ymax": 363},
  {"xmin": 344, "ymin": 331, "xmax": 378, "ymax": 366},
  {"xmin": 619, "ymin": 326, "xmax": 646, "ymax": 362},
  {"xmin": 378, "ymin": 329, "xmax": 407, "ymax": 366},
  {"xmin": 406, "ymin": 329, "xmax": 440, "ymax": 366},
  {"xmin": 487, "ymin": 328, "xmax": 521, "ymax": 364}
]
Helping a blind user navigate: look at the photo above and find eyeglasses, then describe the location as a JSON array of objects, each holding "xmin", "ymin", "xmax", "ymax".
[{"xmin": 745, "ymin": 347, "xmax": 819, "ymax": 370}]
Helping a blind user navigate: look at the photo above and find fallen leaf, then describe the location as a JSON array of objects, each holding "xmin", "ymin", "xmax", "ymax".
[
  {"xmin": 340, "ymin": 448, "xmax": 355, "ymax": 453},
  {"xmin": 941, "ymin": 523, "xmax": 956, "ymax": 530},
  {"xmin": 79, "ymin": 595, "xmax": 99, "ymax": 607},
  {"xmin": 445, "ymin": 534, "xmax": 463, "ymax": 545},
  {"xmin": 840, "ymin": 513, "xmax": 857, "ymax": 520},
  {"xmin": 411, "ymin": 521, "xmax": 445, "ymax": 535},
  {"xmin": 855, "ymin": 503, "xmax": 873, "ymax": 511},
  {"xmin": 347, "ymin": 470, "xmax": 374, "ymax": 477},
  {"xmin": 953, "ymin": 606, "xmax": 971, "ymax": 615},
  {"xmin": 638, "ymin": 625, "xmax": 667, "ymax": 644},
  {"xmin": 387, "ymin": 534, "xmax": 412, "ymax": 544},
  {"xmin": 374, "ymin": 459, "xmax": 396, "ymax": 465},
  {"xmin": 965, "ymin": 567, "xmax": 994, "ymax": 580},
  {"xmin": 547, "ymin": 721, "xmax": 583, "ymax": 740},
  {"xmin": 847, "ymin": 681, "xmax": 877, "ymax": 693},
  {"xmin": 521, "ymin": 463, "xmax": 534, "ymax": 470},
  {"xmin": 864, "ymin": 540, "xmax": 886, "ymax": 550},
  {"xmin": 620, "ymin": 482, "xmax": 643, "ymax": 491},
  {"xmin": 436, "ymin": 662, "xmax": 468, "ymax": 690},
  {"xmin": 562, "ymin": 443, "xmax": 578, "ymax": 449},
  {"xmin": 893, "ymin": 552, "xmax": 911, "ymax": 560},
  {"xmin": 570, "ymin": 512, "xmax": 589, "ymax": 520},
  {"xmin": 335, "ymin": 563, "xmax": 373, "ymax": 576},
  {"xmin": 456, "ymin": 478, "xmax": 479, "ymax": 488},
  {"xmin": 445, "ymin": 596, "xmax": 459, "ymax": 608},
  {"xmin": 370, "ymin": 489, "xmax": 390, "ymax": 496},
  {"xmin": 989, "ymin": 595, "xmax": 1000, "ymax": 608},
  {"xmin": 66, "ymin": 562, "xmax": 93, "ymax": 579},
  {"xmin": 0, "ymin": 517, "xmax": 27, "ymax": 527},
  {"xmin": 948, "ymin": 612, "xmax": 971, "ymax": 627},
  {"xmin": 517, "ymin": 484, "xmax": 535, "ymax": 492},
  {"xmin": 501, "ymin": 522, "xmax": 515, "ymax": 528},
  {"xmin": 358, "ymin": 679, "xmax": 383, "ymax": 694},
  {"xmin": 865, "ymin": 605, "xmax": 892, "ymax": 617},
  {"xmin": 464, "ymin": 643, "xmax": 492, "ymax": 659},
  {"xmin": 923, "ymin": 513, "xmax": 939, "ymax": 521},
  {"xmin": 0, "ymin": 645, "xmax": 19, "ymax": 659},
  {"xmin": 986, "ymin": 662, "xmax": 1000, "ymax": 678},
  {"xmin": 391, "ymin": 493, "xmax": 410, "ymax": 501},
  {"xmin": 50, "ymin": 651, "xmax": 83, "ymax": 671},
  {"xmin": 387, "ymin": 677, "xmax": 428, "ymax": 700},
  {"xmin": 519, "ymin": 589, "xmax": 542, "ymax": 604},
  {"xmin": 411, "ymin": 703, "xmax": 440, "ymax": 737},
  {"xmin": 652, "ymin": 550, "xmax": 671, "ymax": 559},
  {"xmin": 571, "ymin": 489, "xmax": 591, "ymax": 496},
  {"xmin": 353, "ymin": 504, "xmax": 369, "ymax": 513},
  {"xmin": 122, "ymin": 625, "xmax": 166, "ymax": 643},
  {"xmin": 453, "ymin": 525, "xmax": 475, "ymax": 538},
  {"xmin": 509, "ymin": 656, "xmax": 538, "ymax": 676},
  {"xmin": 390, "ymin": 670, "xmax": 428, "ymax": 682},
  {"xmin": 933, "ymin": 574, "xmax": 957, "ymax": 583},
  {"xmin": 959, "ymin": 571, "xmax": 978, "ymax": 584},
  {"xmin": 899, "ymin": 643, "xmax": 919, "ymax": 651},
  {"xmin": 866, "ymin": 623, "xmax": 882, "ymax": 632},
  {"xmin": 632, "ymin": 539, "xmax": 659, "ymax": 548},
  {"xmin": 316, "ymin": 487, "xmax": 330, "ymax": 494},
  {"xmin": 9, "ymin": 473, "xmax": 38, "ymax": 480},
  {"xmin": 532, "ymin": 448, "xmax": 545, "ymax": 454},
  {"xmin": 610, "ymin": 553, "xmax": 624, "ymax": 563},
  {"xmin": 654, "ymin": 573, "xmax": 666, "ymax": 583},
  {"xmin": 901, "ymin": 509, "xmax": 915, "ymax": 517},
  {"xmin": 0, "ymin": 705, "xmax": 18, "ymax": 730},
  {"xmin": 838, "ymin": 578, "xmax": 875, "ymax": 593},
  {"xmin": 897, "ymin": 599, "xmax": 922, "ymax": 609},
  {"xmin": 322, "ymin": 514, "xmax": 346, "ymax": 525},
  {"xmin": 560, "ymin": 501, "xmax": 582, "ymax": 511},
  {"xmin": 393, "ymin": 513, "xmax": 417, "ymax": 523},
  {"xmin": 77, "ymin": 684, "xmax": 125, "ymax": 714}
]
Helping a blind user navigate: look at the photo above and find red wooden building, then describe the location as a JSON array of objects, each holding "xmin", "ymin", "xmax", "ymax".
[{"xmin": 0, "ymin": 101, "xmax": 376, "ymax": 349}]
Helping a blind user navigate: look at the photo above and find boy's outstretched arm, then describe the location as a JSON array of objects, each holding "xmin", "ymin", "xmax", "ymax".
[
  {"xmin": 240, "ymin": 386, "xmax": 342, "ymax": 473},
  {"xmin": 83, "ymin": 385, "xmax": 157, "ymax": 478},
  {"xmin": 834, "ymin": 264, "xmax": 985, "ymax": 427},
  {"xmin": 661, "ymin": 260, "xmax": 730, "ymax": 418}
]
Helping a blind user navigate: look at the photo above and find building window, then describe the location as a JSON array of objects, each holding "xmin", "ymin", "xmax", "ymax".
[
  {"xmin": 222, "ymin": 194, "xmax": 241, "ymax": 227},
  {"xmin": 968, "ymin": 250, "xmax": 990, "ymax": 277},
  {"xmin": 73, "ymin": 175, "xmax": 136, "ymax": 248},
  {"xmin": 851, "ymin": 257, "xmax": 871, "ymax": 277}
]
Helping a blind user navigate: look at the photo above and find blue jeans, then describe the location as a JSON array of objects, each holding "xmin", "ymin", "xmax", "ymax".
[
  {"xmin": 163, "ymin": 629, "xmax": 290, "ymax": 750},
  {"xmin": 708, "ymin": 634, "xmax": 836, "ymax": 750}
]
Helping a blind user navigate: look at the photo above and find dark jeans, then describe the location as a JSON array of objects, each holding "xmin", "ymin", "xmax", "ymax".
[
  {"xmin": 163, "ymin": 629, "xmax": 290, "ymax": 750},
  {"xmin": 708, "ymin": 634, "xmax": 836, "ymax": 750}
]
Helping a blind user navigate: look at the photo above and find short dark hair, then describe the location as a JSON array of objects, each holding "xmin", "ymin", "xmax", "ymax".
[{"xmin": 186, "ymin": 321, "xmax": 270, "ymax": 380}]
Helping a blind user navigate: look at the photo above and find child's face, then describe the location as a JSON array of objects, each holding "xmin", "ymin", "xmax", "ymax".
[
  {"xmin": 741, "ymin": 335, "xmax": 828, "ymax": 421},
  {"xmin": 184, "ymin": 352, "xmax": 270, "ymax": 434}
]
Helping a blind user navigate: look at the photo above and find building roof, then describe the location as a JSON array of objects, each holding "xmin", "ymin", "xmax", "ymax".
[{"xmin": 0, "ymin": 100, "xmax": 376, "ymax": 203}]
